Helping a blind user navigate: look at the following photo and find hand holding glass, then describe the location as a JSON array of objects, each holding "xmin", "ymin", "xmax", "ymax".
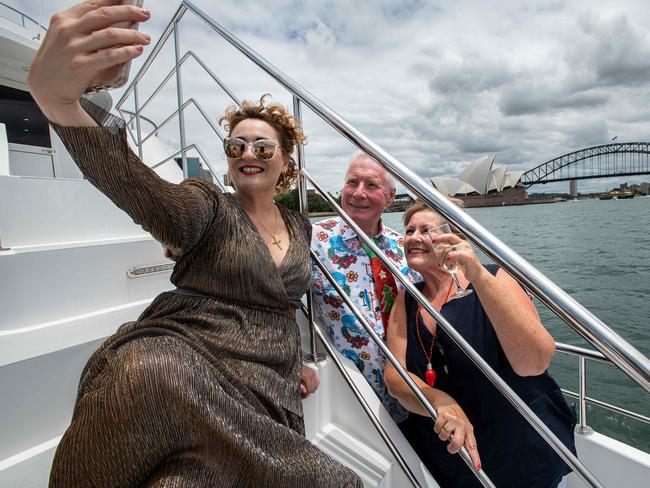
[{"xmin": 427, "ymin": 224, "xmax": 473, "ymax": 300}]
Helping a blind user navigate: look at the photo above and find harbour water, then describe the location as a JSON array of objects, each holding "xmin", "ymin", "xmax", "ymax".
[{"xmin": 377, "ymin": 196, "xmax": 650, "ymax": 453}]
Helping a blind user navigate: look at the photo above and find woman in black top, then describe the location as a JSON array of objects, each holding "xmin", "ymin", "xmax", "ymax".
[{"xmin": 385, "ymin": 201, "xmax": 576, "ymax": 488}]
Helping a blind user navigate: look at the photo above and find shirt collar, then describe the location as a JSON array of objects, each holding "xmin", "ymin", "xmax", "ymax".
[{"xmin": 340, "ymin": 218, "xmax": 387, "ymax": 242}]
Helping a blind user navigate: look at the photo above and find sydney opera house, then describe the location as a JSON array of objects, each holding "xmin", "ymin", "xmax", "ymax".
[{"xmin": 430, "ymin": 154, "xmax": 549, "ymax": 207}]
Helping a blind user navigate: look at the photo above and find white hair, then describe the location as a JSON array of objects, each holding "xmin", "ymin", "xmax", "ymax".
[{"xmin": 345, "ymin": 151, "xmax": 396, "ymax": 190}]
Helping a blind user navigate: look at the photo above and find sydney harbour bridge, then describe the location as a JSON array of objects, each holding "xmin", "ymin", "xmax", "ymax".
[{"xmin": 520, "ymin": 142, "xmax": 650, "ymax": 194}]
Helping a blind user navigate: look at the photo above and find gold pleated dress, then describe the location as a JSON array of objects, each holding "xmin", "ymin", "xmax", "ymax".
[{"xmin": 47, "ymin": 102, "xmax": 362, "ymax": 487}]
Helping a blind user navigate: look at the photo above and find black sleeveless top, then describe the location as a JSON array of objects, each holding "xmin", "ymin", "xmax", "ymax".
[{"xmin": 403, "ymin": 265, "xmax": 577, "ymax": 488}]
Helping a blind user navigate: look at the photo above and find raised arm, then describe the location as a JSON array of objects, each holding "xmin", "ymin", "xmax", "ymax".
[
  {"xmin": 385, "ymin": 292, "xmax": 481, "ymax": 466},
  {"xmin": 28, "ymin": 1, "xmax": 215, "ymax": 253},
  {"xmin": 469, "ymin": 268, "xmax": 555, "ymax": 375},
  {"xmin": 436, "ymin": 234, "xmax": 556, "ymax": 376}
]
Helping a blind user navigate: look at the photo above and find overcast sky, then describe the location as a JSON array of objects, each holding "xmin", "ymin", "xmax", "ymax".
[{"xmin": 10, "ymin": 0, "xmax": 650, "ymax": 194}]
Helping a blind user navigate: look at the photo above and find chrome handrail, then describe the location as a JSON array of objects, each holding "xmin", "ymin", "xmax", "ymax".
[
  {"xmin": 556, "ymin": 342, "xmax": 609, "ymax": 363},
  {"xmin": 555, "ymin": 342, "xmax": 650, "ymax": 430},
  {"xmin": 116, "ymin": 4, "xmax": 189, "ymax": 110},
  {"xmin": 113, "ymin": 2, "xmax": 645, "ymax": 484},
  {"xmin": 175, "ymin": 0, "xmax": 650, "ymax": 395},
  {"xmin": 120, "ymin": 50, "xmax": 240, "ymax": 129},
  {"xmin": 118, "ymin": 108, "xmax": 160, "ymax": 132},
  {"xmin": 150, "ymin": 143, "xmax": 225, "ymax": 192},
  {"xmin": 135, "ymin": 98, "xmax": 224, "ymax": 146},
  {"xmin": 75, "ymin": 0, "xmax": 457, "ymax": 482},
  {"xmin": 306, "ymin": 170, "xmax": 602, "ymax": 488},
  {"xmin": 0, "ymin": 2, "xmax": 47, "ymax": 39},
  {"xmin": 561, "ymin": 388, "xmax": 650, "ymax": 426},
  {"xmin": 294, "ymin": 97, "xmax": 325, "ymax": 364},
  {"xmin": 312, "ymin": 251, "xmax": 496, "ymax": 488},
  {"xmin": 300, "ymin": 304, "xmax": 423, "ymax": 488}
]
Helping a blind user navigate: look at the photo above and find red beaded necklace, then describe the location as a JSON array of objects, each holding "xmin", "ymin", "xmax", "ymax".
[{"xmin": 415, "ymin": 279, "xmax": 454, "ymax": 387}]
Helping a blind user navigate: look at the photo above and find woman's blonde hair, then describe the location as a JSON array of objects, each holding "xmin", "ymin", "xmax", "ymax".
[
  {"xmin": 219, "ymin": 94, "xmax": 306, "ymax": 193},
  {"xmin": 402, "ymin": 197, "xmax": 464, "ymax": 226}
]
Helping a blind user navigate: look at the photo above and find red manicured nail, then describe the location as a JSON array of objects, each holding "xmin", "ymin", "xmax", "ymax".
[{"xmin": 476, "ymin": 463, "xmax": 481, "ymax": 470}]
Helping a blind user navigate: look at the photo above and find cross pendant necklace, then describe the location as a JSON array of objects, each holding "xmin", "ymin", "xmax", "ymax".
[
  {"xmin": 254, "ymin": 205, "xmax": 282, "ymax": 250},
  {"xmin": 270, "ymin": 233, "xmax": 283, "ymax": 250}
]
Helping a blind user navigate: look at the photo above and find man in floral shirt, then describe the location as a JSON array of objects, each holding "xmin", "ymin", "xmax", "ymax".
[{"xmin": 312, "ymin": 153, "xmax": 416, "ymax": 424}]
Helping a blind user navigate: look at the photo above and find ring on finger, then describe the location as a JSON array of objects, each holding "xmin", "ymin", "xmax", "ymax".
[{"xmin": 451, "ymin": 245, "xmax": 458, "ymax": 252}]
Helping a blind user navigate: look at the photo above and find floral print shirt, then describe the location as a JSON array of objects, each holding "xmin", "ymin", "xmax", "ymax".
[{"xmin": 311, "ymin": 217, "xmax": 418, "ymax": 423}]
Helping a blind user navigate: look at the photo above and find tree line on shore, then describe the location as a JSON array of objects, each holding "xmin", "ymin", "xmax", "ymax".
[{"xmin": 273, "ymin": 188, "xmax": 340, "ymax": 213}]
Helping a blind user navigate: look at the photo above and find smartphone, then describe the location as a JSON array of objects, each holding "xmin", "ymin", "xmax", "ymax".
[{"xmin": 85, "ymin": 0, "xmax": 144, "ymax": 93}]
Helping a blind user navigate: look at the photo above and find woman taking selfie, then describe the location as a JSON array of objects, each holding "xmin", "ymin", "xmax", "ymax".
[{"xmin": 28, "ymin": 1, "xmax": 361, "ymax": 486}]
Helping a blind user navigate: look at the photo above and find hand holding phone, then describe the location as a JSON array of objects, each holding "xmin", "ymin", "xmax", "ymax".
[
  {"xmin": 86, "ymin": 0, "xmax": 146, "ymax": 92},
  {"xmin": 28, "ymin": 0, "xmax": 151, "ymax": 123}
]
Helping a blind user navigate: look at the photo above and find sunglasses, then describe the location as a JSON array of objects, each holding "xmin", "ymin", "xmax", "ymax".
[{"xmin": 223, "ymin": 137, "xmax": 282, "ymax": 161}]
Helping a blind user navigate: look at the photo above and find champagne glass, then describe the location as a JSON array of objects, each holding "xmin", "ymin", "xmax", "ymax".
[{"xmin": 427, "ymin": 223, "xmax": 473, "ymax": 300}]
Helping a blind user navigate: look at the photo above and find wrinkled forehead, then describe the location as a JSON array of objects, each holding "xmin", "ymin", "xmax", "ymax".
[{"xmin": 346, "ymin": 158, "xmax": 390, "ymax": 183}]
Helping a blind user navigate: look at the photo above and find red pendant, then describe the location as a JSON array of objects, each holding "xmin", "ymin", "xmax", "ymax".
[{"xmin": 425, "ymin": 363, "xmax": 436, "ymax": 387}]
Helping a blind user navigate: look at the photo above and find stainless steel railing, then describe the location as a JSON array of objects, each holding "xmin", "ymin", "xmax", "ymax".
[
  {"xmin": 166, "ymin": 0, "xmax": 650, "ymax": 396},
  {"xmin": 311, "ymin": 252, "xmax": 497, "ymax": 487},
  {"xmin": 304, "ymin": 171, "xmax": 601, "ymax": 488},
  {"xmin": 149, "ymin": 143, "xmax": 226, "ymax": 192},
  {"xmin": 0, "ymin": 2, "xmax": 47, "ymax": 40},
  {"xmin": 114, "ymin": 4, "xmax": 494, "ymax": 485},
  {"xmin": 300, "ymin": 304, "xmax": 424, "ymax": 488},
  {"xmin": 114, "ymin": 1, "xmax": 648, "ymax": 486},
  {"xmin": 114, "ymin": 8, "xmax": 432, "ymax": 486},
  {"xmin": 555, "ymin": 343, "xmax": 650, "ymax": 432}
]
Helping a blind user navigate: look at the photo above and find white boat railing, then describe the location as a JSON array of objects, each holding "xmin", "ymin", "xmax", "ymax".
[
  {"xmin": 0, "ymin": 2, "xmax": 47, "ymax": 40},
  {"xmin": 114, "ymin": 1, "xmax": 650, "ymax": 486}
]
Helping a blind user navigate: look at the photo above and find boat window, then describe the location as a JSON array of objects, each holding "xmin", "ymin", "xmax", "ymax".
[{"xmin": 0, "ymin": 85, "xmax": 51, "ymax": 148}]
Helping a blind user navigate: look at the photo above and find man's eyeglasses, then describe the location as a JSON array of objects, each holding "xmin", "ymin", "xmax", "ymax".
[{"xmin": 223, "ymin": 137, "xmax": 282, "ymax": 161}]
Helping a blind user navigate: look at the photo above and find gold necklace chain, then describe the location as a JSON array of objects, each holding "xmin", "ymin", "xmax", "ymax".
[{"xmin": 252, "ymin": 205, "xmax": 283, "ymax": 250}]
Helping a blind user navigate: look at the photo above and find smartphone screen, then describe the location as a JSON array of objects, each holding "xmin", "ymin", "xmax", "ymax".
[{"xmin": 85, "ymin": 0, "xmax": 145, "ymax": 93}]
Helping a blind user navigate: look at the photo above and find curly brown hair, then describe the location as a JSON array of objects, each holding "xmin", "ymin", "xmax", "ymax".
[{"xmin": 219, "ymin": 94, "xmax": 306, "ymax": 193}]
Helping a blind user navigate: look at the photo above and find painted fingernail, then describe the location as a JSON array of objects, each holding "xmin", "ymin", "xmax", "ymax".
[
  {"xmin": 431, "ymin": 238, "xmax": 436, "ymax": 243},
  {"xmin": 476, "ymin": 463, "xmax": 481, "ymax": 470},
  {"xmin": 135, "ymin": 45, "xmax": 144, "ymax": 53}
]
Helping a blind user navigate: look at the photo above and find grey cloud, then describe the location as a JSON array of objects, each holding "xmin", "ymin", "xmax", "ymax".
[
  {"xmin": 563, "ymin": 120, "xmax": 609, "ymax": 149},
  {"xmin": 31, "ymin": 0, "xmax": 650, "ymax": 195},
  {"xmin": 499, "ymin": 86, "xmax": 609, "ymax": 116},
  {"xmin": 382, "ymin": 0, "xmax": 431, "ymax": 20},
  {"xmin": 424, "ymin": 50, "xmax": 514, "ymax": 95},
  {"xmin": 456, "ymin": 135, "xmax": 509, "ymax": 155},
  {"xmin": 566, "ymin": 12, "xmax": 650, "ymax": 89}
]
